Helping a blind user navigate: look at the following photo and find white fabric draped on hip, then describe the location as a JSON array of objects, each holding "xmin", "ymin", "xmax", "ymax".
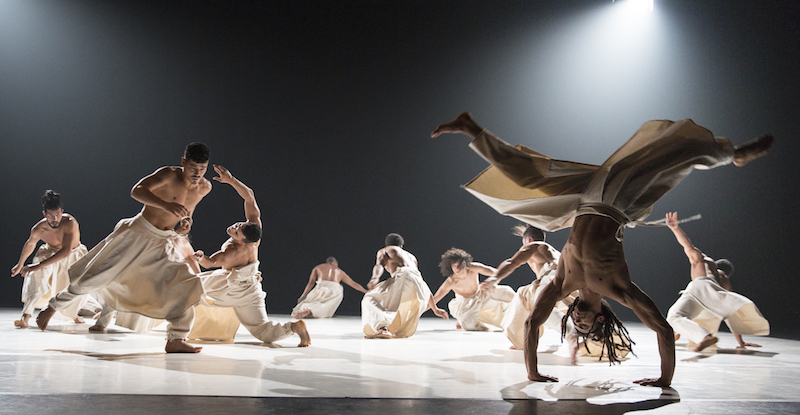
[
  {"xmin": 361, "ymin": 267, "xmax": 432, "ymax": 338},
  {"xmin": 464, "ymin": 120, "xmax": 734, "ymax": 231},
  {"xmin": 199, "ymin": 261, "xmax": 292, "ymax": 343},
  {"xmin": 501, "ymin": 263, "xmax": 573, "ymax": 350},
  {"xmin": 22, "ymin": 244, "xmax": 88, "ymax": 318},
  {"xmin": 667, "ymin": 277, "xmax": 769, "ymax": 344},
  {"xmin": 292, "ymin": 280, "xmax": 344, "ymax": 318},
  {"xmin": 448, "ymin": 285, "xmax": 514, "ymax": 331},
  {"xmin": 53, "ymin": 213, "xmax": 202, "ymax": 321}
]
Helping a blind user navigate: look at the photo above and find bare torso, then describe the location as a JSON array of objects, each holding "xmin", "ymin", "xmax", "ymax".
[
  {"xmin": 525, "ymin": 242, "xmax": 561, "ymax": 277},
  {"xmin": 140, "ymin": 167, "xmax": 212, "ymax": 230},
  {"xmin": 216, "ymin": 239, "xmax": 259, "ymax": 270},
  {"xmin": 378, "ymin": 246, "xmax": 418, "ymax": 275},
  {"xmin": 314, "ymin": 263, "xmax": 345, "ymax": 283},
  {"xmin": 447, "ymin": 268, "xmax": 481, "ymax": 297},
  {"xmin": 32, "ymin": 214, "xmax": 80, "ymax": 250}
]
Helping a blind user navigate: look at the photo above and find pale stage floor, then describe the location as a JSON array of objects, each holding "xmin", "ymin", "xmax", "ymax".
[{"xmin": 1, "ymin": 308, "xmax": 798, "ymax": 414}]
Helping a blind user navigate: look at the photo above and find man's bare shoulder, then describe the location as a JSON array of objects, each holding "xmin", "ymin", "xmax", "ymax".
[
  {"xmin": 197, "ymin": 177, "xmax": 213, "ymax": 196},
  {"xmin": 30, "ymin": 218, "xmax": 49, "ymax": 235}
]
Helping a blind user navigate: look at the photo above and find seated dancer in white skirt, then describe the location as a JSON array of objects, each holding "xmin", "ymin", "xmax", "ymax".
[
  {"xmin": 362, "ymin": 233, "xmax": 449, "ymax": 339},
  {"xmin": 433, "ymin": 112, "xmax": 773, "ymax": 386},
  {"xmin": 192, "ymin": 165, "xmax": 310, "ymax": 347},
  {"xmin": 431, "ymin": 248, "xmax": 512, "ymax": 331},
  {"xmin": 11, "ymin": 190, "xmax": 94, "ymax": 328},
  {"xmin": 292, "ymin": 257, "xmax": 368, "ymax": 319},
  {"xmin": 37, "ymin": 142, "xmax": 212, "ymax": 353},
  {"xmin": 665, "ymin": 212, "xmax": 769, "ymax": 351}
]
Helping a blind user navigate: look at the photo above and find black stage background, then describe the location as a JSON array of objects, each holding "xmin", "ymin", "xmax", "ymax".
[{"xmin": 1, "ymin": 1, "xmax": 798, "ymax": 335}]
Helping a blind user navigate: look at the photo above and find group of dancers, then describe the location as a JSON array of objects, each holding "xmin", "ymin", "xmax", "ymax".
[{"xmin": 11, "ymin": 113, "xmax": 773, "ymax": 386}]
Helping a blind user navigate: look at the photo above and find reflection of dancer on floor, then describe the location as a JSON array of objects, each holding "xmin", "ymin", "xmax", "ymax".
[
  {"xmin": 362, "ymin": 233, "xmax": 448, "ymax": 339},
  {"xmin": 37, "ymin": 142, "xmax": 213, "ymax": 353},
  {"xmin": 665, "ymin": 212, "xmax": 769, "ymax": 351},
  {"xmin": 292, "ymin": 257, "xmax": 368, "ymax": 319},
  {"xmin": 431, "ymin": 248, "xmax": 513, "ymax": 331},
  {"xmin": 433, "ymin": 112, "xmax": 773, "ymax": 386},
  {"xmin": 193, "ymin": 165, "xmax": 310, "ymax": 347},
  {"xmin": 11, "ymin": 190, "xmax": 93, "ymax": 328}
]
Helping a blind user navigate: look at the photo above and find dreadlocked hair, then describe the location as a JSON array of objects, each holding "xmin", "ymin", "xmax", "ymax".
[{"xmin": 561, "ymin": 297, "xmax": 635, "ymax": 365}]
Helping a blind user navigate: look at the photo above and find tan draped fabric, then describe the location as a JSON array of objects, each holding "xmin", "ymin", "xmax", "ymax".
[
  {"xmin": 292, "ymin": 280, "xmax": 344, "ymax": 318},
  {"xmin": 448, "ymin": 285, "xmax": 514, "ymax": 331},
  {"xmin": 24, "ymin": 244, "xmax": 89, "ymax": 318},
  {"xmin": 362, "ymin": 267, "xmax": 432, "ymax": 338},
  {"xmin": 464, "ymin": 120, "xmax": 734, "ymax": 231},
  {"xmin": 66, "ymin": 214, "xmax": 202, "ymax": 320}
]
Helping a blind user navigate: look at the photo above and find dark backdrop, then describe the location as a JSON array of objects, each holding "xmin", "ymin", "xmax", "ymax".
[{"xmin": 2, "ymin": 0, "xmax": 798, "ymax": 337}]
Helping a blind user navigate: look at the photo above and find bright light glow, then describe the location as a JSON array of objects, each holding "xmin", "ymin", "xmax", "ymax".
[{"xmin": 613, "ymin": 0, "xmax": 654, "ymax": 14}]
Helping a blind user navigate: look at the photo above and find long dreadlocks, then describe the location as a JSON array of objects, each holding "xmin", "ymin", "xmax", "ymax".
[{"xmin": 561, "ymin": 297, "xmax": 635, "ymax": 365}]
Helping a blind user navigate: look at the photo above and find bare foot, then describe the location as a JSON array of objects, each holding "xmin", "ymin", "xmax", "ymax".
[
  {"xmin": 733, "ymin": 134, "xmax": 774, "ymax": 166},
  {"xmin": 365, "ymin": 328, "xmax": 393, "ymax": 339},
  {"xmin": 165, "ymin": 339, "xmax": 202, "ymax": 353},
  {"xmin": 633, "ymin": 377, "xmax": 671, "ymax": 387},
  {"xmin": 693, "ymin": 335, "xmax": 718, "ymax": 352},
  {"xmin": 674, "ymin": 332, "xmax": 681, "ymax": 341},
  {"xmin": 293, "ymin": 309, "xmax": 310, "ymax": 319},
  {"xmin": 88, "ymin": 325, "xmax": 106, "ymax": 333},
  {"xmin": 455, "ymin": 322, "xmax": 462, "ymax": 330},
  {"xmin": 528, "ymin": 372, "xmax": 558, "ymax": 382},
  {"xmin": 36, "ymin": 307, "xmax": 56, "ymax": 331},
  {"xmin": 509, "ymin": 345, "xmax": 517, "ymax": 350},
  {"xmin": 291, "ymin": 321, "xmax": 311, "ymax": 347},
  {"xmin": 74, "ymin": 316, "xmax": 85, "ymax": 324},
  {"xmin": 14, "ymin": 319, "xmax": 29, "ymax": 328},
  {"xmin": 431, "ymin": 112, "xmax": 483, "ymax": 139}
]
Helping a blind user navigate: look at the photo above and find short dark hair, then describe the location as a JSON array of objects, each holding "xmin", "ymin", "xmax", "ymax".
[
  {"xmin": 385, "ymin": 233, "xmax": 404, "ymax": 247},
  {"xmin": 512, "ymin": 224, "xmax": 545, "ymax": 242},
  {"xmin": 42, "ymin": 190, "xmax": 63, "ymax": 211},
  {"xmin": 563, "ymin": 297, "xmax": 634, "ymax": 365},
  {"xmin": 184, "ymin": 142, "xmax": 210, "ymax": 164},
  {"xmin": 241, "ymin": 223, "xmax": 262, "ymax": 243},
  {"xmin": 326, "ymin": 257, "xmax": 337, "ymax": 264},
  {"xmin": 439, "ymin": 248, "xmax": 473, "ymax": 277},
  {"xmin": 715, "ymin": 259, "xmax": 734, "ymax": 277}
]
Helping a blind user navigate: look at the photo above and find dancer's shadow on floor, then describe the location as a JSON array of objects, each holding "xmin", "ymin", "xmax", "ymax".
[
  {"xmin": 680, "ymin": 346, "xmax": 778, "ymax": 362},
  {"xmin": 500, "ymin": 379, "xmax": 679, "ymax": 414}
]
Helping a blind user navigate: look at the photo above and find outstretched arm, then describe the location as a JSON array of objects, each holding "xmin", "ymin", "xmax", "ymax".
[
  {"xmin": 131, "ymin": 167, "xmax": 190, "ymax": 218},
  {"xmin": 481, "ymin": 244, "xmax": 537, "ymax": 291},
  {"xmin": 666, "ymin": 212, "xmax": 708, "ymax": 279},
  {"xmin": 22, "ymin": 223, "xmax": 77, "ymax": 276},
  {"xmin": 524, "ymin": 278, "xmax": 564, "ymax": 382},
  {"xmin": 298, "ymin": 268, "xmax": 319, "ymax": 303},
  {"xmin": 213, "ymin": 165, "xmax": 261, "ymax": 226},
  {"xmin": 431, "ymin": 278, "xmax": 455, "ymax": 305},
  {"xmin": 340, "ymin": 271, "xmax": 368, "ymax": 294},
  {"xmin": 11, "ymin": 232, "xmax": 40, "ymax": 277}
]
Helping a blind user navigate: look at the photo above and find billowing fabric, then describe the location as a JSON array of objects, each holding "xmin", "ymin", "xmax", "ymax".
[
  {"xmin": 22, "ymin": 244, "xmax": 88, "ymax": 318},
  {"xmin": 362, "ymin": 266, "xmax": 432, "ymax": 338},
  {"xmin": 448, "ymin": 285, "xmax": 514, "ymax": 331},
  {"xmin": 55, "ymin": 214, "xmax": 202, "ymax": 320},
  {"xmin": 198, "ymin": 261, "xmax": 292, "ymax": 343},
  {"xmin": 292, "ymin": 280, "xmax": 344, "ymax": 318},
  {"xmin": 667, "ymin": 276, "xmax": 769, "ymax": 344},
  {"xmin": 464, "ymin": 120, "xmax": 734, "ymax": 231}
]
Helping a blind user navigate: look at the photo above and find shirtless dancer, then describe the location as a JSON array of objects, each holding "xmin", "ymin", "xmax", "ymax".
[
  {"xmin": 433, "ymin": 112, "xmax": 773, "ymax": 386},
  {"xmin": 193, "ymin": 165, "xmax": 310, "ymax": 347},
  {"xmin": 11, "ymin": 191, "xmax": 91, "ymax": 328},
  {"xmin": 665, "ymin": 212, "xmax": 769, "ymax": 351},
  {"xmin": 292, "ymin": 257, "xmax": 368, "ymax": 319},
  {"xmin": 37, "ymin": 142, "xmax": 212, "ymax": 353},
  {"xmin": 362, "ymin": 233, "xmax": 449, "ymax": 339},
  {"xmin": 431, "ymin": 248, "xmax": 513, "ymax": 331}
]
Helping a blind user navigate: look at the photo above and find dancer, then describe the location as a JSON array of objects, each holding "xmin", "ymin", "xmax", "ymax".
[
  {"xmin": 362, "ymin": 233, "xmax": 449, "ymax": 338},
  {"xmin": 37, "ymin": 142, "xmax": 212, "ymax": 353},
  {"xmin": 432, "ymin": 112, "xmax": 773, "ymax": 386},
  {"xmin": 665, "ymin": 212, "xmax": 769, "ymax": 351},
  {"xmin": 432, "ymin": 248, "xmax": 513, "ymax": 331},
  {"xmin": 193, "ymin": 165, "xmax": 310, "ymax": 347},
  {"xmin": 292, "ymin": 257, "xmax": 368, "ymax": 319},
  {"xmin": 11, "ymin": 190, "xmax": 92, "ymax": 328}
]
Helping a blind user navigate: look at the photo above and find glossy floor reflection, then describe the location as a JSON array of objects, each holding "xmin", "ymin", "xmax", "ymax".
[{"xmin": 1, "ymin": 308, "xmax": 798, "ymax": 414}]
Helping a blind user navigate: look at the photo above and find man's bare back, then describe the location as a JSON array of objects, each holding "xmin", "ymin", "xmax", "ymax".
[
  {"xmin": 313, "ymin": 263, "xmax": 346, "ymax": 283},
  {"xmin": 377, "ymin": 246, "xmax": 417, "ymax": 276}
]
